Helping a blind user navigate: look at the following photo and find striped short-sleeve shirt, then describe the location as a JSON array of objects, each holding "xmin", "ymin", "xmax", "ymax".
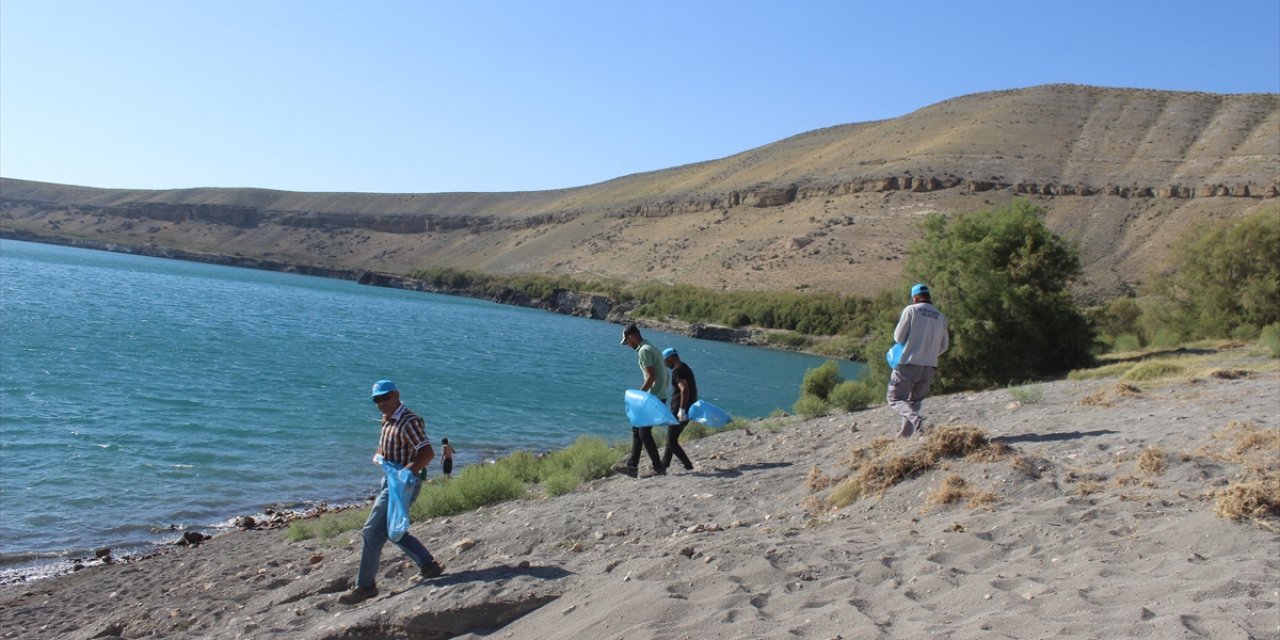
[{"xmin": 378, "ymin": 404, "xmax": 430, "ymax": 467}]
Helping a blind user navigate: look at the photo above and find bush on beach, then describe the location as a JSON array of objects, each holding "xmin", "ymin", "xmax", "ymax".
[
  {"xmin": 904, "ymin": 201, "xmax": 1095, "ymax": 391},
  {"xmin": 1260, "ymin": 322, "xmax": 1280, "ymax": 358},
  {"xmin": 287, "ymin": 436, "xmax": 625, "ymax": 543},
  {"xmin": 793, "ymin": 393, "xmax": 830, "ymax": 419}
]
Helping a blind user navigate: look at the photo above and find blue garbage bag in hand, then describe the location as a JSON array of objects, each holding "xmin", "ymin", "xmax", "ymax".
[
  {"xmin": 378, "ymin": 457, "xmax": 416, "ymax": 542},
  {"xmin": 687, "ymin": 400, "xmax": 731, "ymax": 427},
  {"xmin": 624, "ymin": 389, "xmax": 679, "ymax": 427},
  {"xmin": 886, "ymin": 342, "xmax": 904, "ymax": 370}
]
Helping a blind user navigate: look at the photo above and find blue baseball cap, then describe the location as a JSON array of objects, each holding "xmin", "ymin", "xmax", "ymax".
[
  {"xmin": 911, "ymin": 283, "xmax": 930, "ymax": 297},
  {"xmin": 662, "ymin": 348, "xmax": 678, "ymax": 359},
  {"xmin": 370, "ymin": 379, "xmax": 397, "ymax": 399}
]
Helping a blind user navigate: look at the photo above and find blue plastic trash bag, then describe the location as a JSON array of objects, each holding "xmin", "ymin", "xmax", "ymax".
[
  {"xmin": 624, "ymin": 389, "xmax": 679, "ymax": 427},
  {"xmin": 378, "ymin": 457, "xmax": 416, "ymax": 542},
  {"xmin": 687, "ymin": 400, "xmax": 731, "ymax": 427},
  {"xmin": 886, "ymin": 342, "xmax": 904, "ymax": 370}
]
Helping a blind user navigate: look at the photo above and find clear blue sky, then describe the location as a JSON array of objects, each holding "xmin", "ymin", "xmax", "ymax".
[{"xmin": 2, "ymin": 0, "xmax": 1278, "ymax": 194}]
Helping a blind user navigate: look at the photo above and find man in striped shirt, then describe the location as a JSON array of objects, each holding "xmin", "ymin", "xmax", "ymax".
[{"xmin": 339, "ymin": 379, "xmax": 445, "ymax": 604}]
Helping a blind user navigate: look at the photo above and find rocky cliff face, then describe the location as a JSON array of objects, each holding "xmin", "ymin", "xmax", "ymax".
[{"xmin": 2, "ymin": 85, "xmax": 1277, "ymax": 303}]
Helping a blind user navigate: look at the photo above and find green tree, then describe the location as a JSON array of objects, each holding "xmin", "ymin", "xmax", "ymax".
[
  {"xmin": 1148, "ymin": 209, "xmax": 1280, "ymax": 339},
  {"xmin": 905, "ymin": 200, "xmax": 1094, "ymax": 390}
]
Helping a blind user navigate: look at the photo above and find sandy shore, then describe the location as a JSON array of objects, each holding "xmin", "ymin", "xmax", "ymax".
[{"xmin": 2, "ymin": 358, "xmax": 1277, "ymax": 640}]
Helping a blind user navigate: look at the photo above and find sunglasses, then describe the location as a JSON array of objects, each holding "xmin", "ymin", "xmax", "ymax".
[{"xmin": 372, "ymin": 394, "xmax": 394, "ymax": 404}]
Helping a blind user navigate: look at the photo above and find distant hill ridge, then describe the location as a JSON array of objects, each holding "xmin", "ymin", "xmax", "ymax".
[{"xmin": 2, "ymin": 84, "xmax": 1277, "ymax": 301}]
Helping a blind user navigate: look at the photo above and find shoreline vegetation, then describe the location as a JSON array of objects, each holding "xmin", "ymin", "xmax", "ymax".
[
  {"xmin": 1, "ymin": 343, "xmax": 1275, "ymax": 639},
  {"xmin": 6, "ymin": 340, "xmax": 1277, "ymax": 581},
  {"xmin": 255, "ymin": 340, "xmax": 1280, "ymax": 549}
]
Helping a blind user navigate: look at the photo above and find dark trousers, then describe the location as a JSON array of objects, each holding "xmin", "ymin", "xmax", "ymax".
[
  {"xmin": 662, "ymin": 421, "xmax": 693, "ymax": 469},
  {"xmin": 628, "ymin": 426, "xmax": 664, "ymax": 471}
]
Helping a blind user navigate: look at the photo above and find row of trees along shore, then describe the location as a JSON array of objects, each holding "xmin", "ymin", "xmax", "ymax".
[{"xmin": 411, "ymin": 201, "xmax": 1280, "ymax": 405}]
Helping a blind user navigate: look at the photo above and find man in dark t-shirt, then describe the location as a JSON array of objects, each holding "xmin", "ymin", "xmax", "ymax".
[{"xmin": 662, "ymin": 348, "xmax": 697, "ymax": 471}]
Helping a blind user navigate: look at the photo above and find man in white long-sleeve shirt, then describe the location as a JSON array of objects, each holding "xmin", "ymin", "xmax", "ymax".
[{"xmin": 887, "ymin": 283, "xmax": 949, "ymax": 438}]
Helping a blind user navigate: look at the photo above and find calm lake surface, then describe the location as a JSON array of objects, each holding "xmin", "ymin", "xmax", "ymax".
[{"xmin": 0, "ymin": 239, "xmax": 864, "ymax": 573}]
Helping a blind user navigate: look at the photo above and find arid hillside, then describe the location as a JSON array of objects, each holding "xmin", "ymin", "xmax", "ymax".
[{"xmin": 2, "ymin": 84, "xmax": 1277, "ymax": 302}]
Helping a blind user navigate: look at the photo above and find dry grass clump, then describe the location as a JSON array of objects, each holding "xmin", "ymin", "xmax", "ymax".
[
  {"xmin": 1113, "ymin": 382, "xmax": 1142, "ymax": 396},
  {"xmin": 1078, "ymin": 389, "xmax": 1113, "ymax": 407},
  {"xmin": 825, "ymin": 425, "xmax": 1007, "ymax": 509},
  {"xmin": 1136, "ymin": 447, "xmax": 1168, "ymax": 475},
  {"xmin": 927, "ymin": 474, "xmax": 999, "ymax": 508},
  {"xmin": 843, "ymin": 436, "xmax": 895, "ymax": 466},
  {"xmin": 1008, "ymin": 454, "xmax": 1043, "ymax": 479},
  {"xmin": 1211, "ymin": 421, "xmax": 1280, "ymax": 462},
  {"xmin": 927, "ymin": 425, "xmax": 996, "ymax": 458},
  {"xmin": 1215, "ymin": 470, "xmax": 1280, "ymax": 524},
  {"xmin": 1204, "ymin": 421, "xmax": 1280, "ymax": 526},
  {"xmin": 801, "ymin": 494, "xmax": 826, "ymax": 516},
  {"xmin": 1203, "ymin": 368, "xmax": 1250, "ymax": 380},
  {"xmin": 1078, "ymin": 382, "xmax": 1142, "ymax": 407},
  {"xmin": 805, "ymin": 465, "xmax": 836, "ymax": 491}
]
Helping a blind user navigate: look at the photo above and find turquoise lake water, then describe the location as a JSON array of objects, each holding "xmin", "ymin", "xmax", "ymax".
[{"xmin": 0, "ymin": 239, "xmax": 864, "ymax": 574}]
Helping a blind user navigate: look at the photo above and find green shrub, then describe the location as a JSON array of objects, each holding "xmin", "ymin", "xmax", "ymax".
[
  {"xmin": 286, "ymin": 507, "xmax": 369, "ymax": 544},
  {"xmin": 829, "ymin": 379, "xmax": 877, "ymax": 411},
  {"xmin": 681, "ymin": 421, "xmax": 712, "ymax": 441},
  {"xmin": 1261, "ymin": 322, "xmax": 1280, "ymax": 358},
  {"xmin": 496, "ymin": 450, "xmax": 541, "ymax": 483},
  {"xmin": 1231, "ymin": 324, "xmax": 1261, "ymax": 341},
  {"xmin": 801, "ymin": 360, "xmax": 843, "ymax": 400},
  {"xmin": 1089, "ymin": 297, "xmax": 1144, "ymax": 346},
  {"xmin": 1122, "ymin": 362, "xmax": 1185, "ymax": 381},
  {"xmin": 1111, "ymin": 333, "xmax": 1142, "ymax": 353},
  {"xmin": 1067, "ymin": 362, "xmax": 1133, "ymax": 380},
  {"xmin": 546, "ymin": 435, "xmax": 621, "ymax": 481},
  {"xmin": 1006, "ymin": 382, "xmax": 1044, "ymax": 404},
  {"xmin": 1146, "ymin": 209, "xmax": 1280, "ymax": 340},
  {"xmin": 1149, "ymin": 327, "xmax": 1184, "ymax": 348},
  {"xmin": 793, "ymin": 393, "xmax": 830, "ymax": 419},
  {"xmin": 542, "ymin": 471, "xmax": 580, "ymax": 497},
  {"xmin": 905, "ymin": 200, "xmax": 1095, "ymax": 390},
  {"xmin": 417, "ymin": 464, "xmax": 526, "ymax": 519},
  {"xmin": 766, "ymin": 332, "xmax": 814, "ymax": 349},
  {"xmin": 286, "ymin": 436, "xmax": 627, "ymax": 542}
]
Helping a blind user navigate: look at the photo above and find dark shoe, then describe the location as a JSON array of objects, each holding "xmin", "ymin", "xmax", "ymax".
[
  {"xmin": 683, "ymin": 463, "xmax": 694, "ymax": 471},
  {"xmin": 420, "ymin": 560, "xmax": 445, "ymax": 580},
  {"xmin": 613, "ymin": 462, "xmax": 638, "ymax": 477},
  {"xmin": 338, "ymin": 585, "xmax": 378, "ymax": 604},
  {"xmin": 653, "ymin": 466, "xmax": 667, "ymax": 476}
]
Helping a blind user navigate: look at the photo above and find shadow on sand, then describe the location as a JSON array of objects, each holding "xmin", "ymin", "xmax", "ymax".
[
  {"xmin": 698, "ymin": 461, "xmax": 793, "ymax": 478},
  {"xmin": 992, "ymin": 430, "xmax": 1119, "ymax": 445},
  {"xmin": 406, "ymin": 563, "xmax": 572, "ymax": 591}
]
